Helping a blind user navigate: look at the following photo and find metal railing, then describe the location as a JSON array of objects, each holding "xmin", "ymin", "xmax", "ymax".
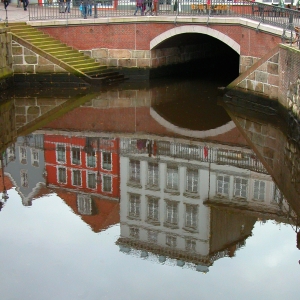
[
  {"xmin": 27, "ymin": 0, "xmax": 300, "ymax": 24},
  {"xmin": 27, "ymin": 0, "xmax": 300, "ymax": 45}
]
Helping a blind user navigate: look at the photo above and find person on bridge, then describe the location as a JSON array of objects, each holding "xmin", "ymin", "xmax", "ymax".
[
  {"xmin": 3, "ymin": 0, "xmax": 10, "ymax": 10},
  {"xmin": 65, "ymin": 0, "xmax": 71, "ymax": 13},
  {"xmin": 153, "ymin": 0, "xmax": 158, "ymax": 16},
  {"xmin": 145, "ymin": 0, "xmax": 153, "ymax": 15},
  {"xmin": 134, "ymin": 0, "xmax": 144, "ymax": 16},
  {"xmin": 81, "ymin": 0, "xmax": 91, "ymax": 19},
  {"xmin": 22, "ymin": 0, "xmax": 28, "ymax": 11}
]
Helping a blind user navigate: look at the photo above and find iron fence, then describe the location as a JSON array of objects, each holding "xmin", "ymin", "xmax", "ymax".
[
  {"xmin": 27, "ymin": 0, "xmax": 300, "ymax": 45},
  {"xmin": 27, "ymin": 0, "xmax": 300, "ymax": 25}
]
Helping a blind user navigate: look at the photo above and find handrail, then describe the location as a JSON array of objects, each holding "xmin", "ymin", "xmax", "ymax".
[{"xmin": 21, "ymin": 0, "xmax": 300, "ymax": 48}]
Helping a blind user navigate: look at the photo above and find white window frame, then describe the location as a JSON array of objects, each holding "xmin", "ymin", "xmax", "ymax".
[
  {"xmin": 253, "ymin": 180, "xmax": 266, "ymax": 201},
  {"xmin": 186, "ymin": 168, "xmax": 198, "ymax": 193},
  {"xmin": 129, "ymin": 227, "xmax": 139, "ymax": 239},
  {"xmin": 72, "ymin": 169, "xmax": 82, "ymax": 186},
  {"xmin": 165, "ymin": 200, "xmax": 178, "ymax": 225},
  {"xmin": 71, "ymin": 147, "xmax": 81, "ymax": 165},
  {"xmin": 185, "ymin": 204, "xmax": 198, "ymax": 229},
  {"xmin": 86, "ymin": 151, "xmax": 96, "ymax": 168},
  {"xmin": 129, "ymin": 159, "xmax": 140, "ymax": 183},
  {"xmin": 234, "ymin": 177, "xmax": 248, "ymax": 199},
  {"xmin": 166, "ymin": 235, "xmax": 177, "ymax": 247},
  {"xmin": 77, "ymin": 194, "xmax": 92, "ymax": 215},
  {"xmin": 217, "ymin": 174, "xmax": 230, "ymax": 197},
  {"xmin": 31, "ymin": 149, "xmax": 39, "ymax": 167},
  {"xmin": 102, "ymin": 152, "xmax": 112, "ymax": 170},
  {"xmin": 19, "ymin": 146, "xmax": 27, "ymax": 164},
  {"xmin": 20, "ymin": 169, "xmax": 28, "ymax": 187},
  {"xmin": 56, "ymin": 144, "xmax": 66, "ymax": 163},
  {"xmin": 129, "ymin": 194, "xmax": 141, "ymax": 218},
  {"xmin": 147, "ymin": 197, "xmax": 159, "ymax": 221},
  {"xmin": 57, "ymin": 166, "xmax": 67, "ymax": 184},
  {"xmin": 102, "ymin": 175, "xmax": 112, "ymax": 192},
  {"xmin": 148, "ymin": 162, "xmax": 159, "ymax": 187},
  {"xmin": 87, "ymin": 172, "xmax": 97, "ymax": 189},
  {"xmin": 166, "ymin": 166, "xmax": 179, "ymax": 190}
]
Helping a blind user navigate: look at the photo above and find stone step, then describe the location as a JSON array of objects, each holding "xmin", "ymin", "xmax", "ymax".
[
  {"xmin": 77, "ymin": 65, "xmax": 109, "ymax": 72},
  {"xmin": 70, "ymin": 59, "xmax": 104, "ymax": 70},
  {"xmin": 26, "ymin": 37, "xmax": 58, "ymax": 43},
  {"xmin": 31, "ymin": 40, "xmax": 63, "ymax": 47},
  {"xmin": 9, "ymin": 23, "xmax": 125, "ymax": 86},
  {"xmin": 39, "ymin": 45, "xmax": 74, "ymax": 51},
  {"xmin": 61, "ymin": 56, "xmax": 91, "ymax": 63},
  {"xmin": 51, "ymin": 51, "xmax": 82, "ymax": 58},
  {"xmin": 85, "ymin": 70, "xmax": 119, "ymax": 77}
]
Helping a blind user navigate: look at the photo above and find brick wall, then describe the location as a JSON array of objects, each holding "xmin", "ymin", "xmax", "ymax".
[{"xmin": 37, "ymin": 23, "xmax": 281, "ymax": 70}]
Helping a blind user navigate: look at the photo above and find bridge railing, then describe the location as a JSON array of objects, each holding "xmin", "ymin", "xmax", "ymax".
[{"xmin": 27, "ymin": 0, "xmax": 300, "ymax": 44}]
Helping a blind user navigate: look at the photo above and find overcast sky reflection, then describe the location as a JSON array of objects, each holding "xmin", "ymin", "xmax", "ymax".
[{"xmin": 0, "ymin": 188, "xmax": 299, "ymax": 300}]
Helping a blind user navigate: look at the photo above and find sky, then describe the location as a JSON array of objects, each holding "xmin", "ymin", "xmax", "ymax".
[{"xmin": 0, "ymin": 188, "xmax": 299, "ymax": 300}]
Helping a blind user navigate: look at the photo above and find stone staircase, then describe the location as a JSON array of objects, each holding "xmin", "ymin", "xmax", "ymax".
[{"xmin": 8, "ymin": 22, "xmax": 126, "ymax": 85}]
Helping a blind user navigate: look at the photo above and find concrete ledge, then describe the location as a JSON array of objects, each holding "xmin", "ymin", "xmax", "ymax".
[{"xmin": 27, "ymin": 16, "xmax": 285, "ymax": 38}]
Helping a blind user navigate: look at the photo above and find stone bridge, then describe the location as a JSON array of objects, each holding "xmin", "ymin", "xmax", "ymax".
[{"xmin": 1, "ymin": 13, "xmax": 299, "ymax": 107}]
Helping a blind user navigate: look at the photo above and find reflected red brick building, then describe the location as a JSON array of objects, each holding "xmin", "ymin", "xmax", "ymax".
[{"xmin": 44, "ymin": 134, "xmax": 120, "ymax": 200}]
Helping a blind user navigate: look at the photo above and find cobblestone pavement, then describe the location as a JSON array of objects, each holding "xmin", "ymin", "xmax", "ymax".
[{"xmin": 0, "ymin": 4, "xmax": 29, "ymax": 23}]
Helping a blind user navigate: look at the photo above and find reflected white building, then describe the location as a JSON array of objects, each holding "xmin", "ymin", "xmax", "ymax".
[
  {"xmin": 4, "ymin": 134, "xmax": 45, "ymax": 206},
  {"xmin": 117, "ymin": 137, "xmax": 291, "ymax": 272}
]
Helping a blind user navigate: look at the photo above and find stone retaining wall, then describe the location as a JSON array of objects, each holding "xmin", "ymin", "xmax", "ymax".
[
  {"xmin": 229, "ymin": 46, "xmax": 300, "ymax": 119},
  {"xmin": 0, "ymin": 27, "xmax": 13, "ymax": 88},
  {"xmin": 11, "ymin": 41, "xmax": 67, "ymax": 74},
  {"xmin": 81, "ymin": 43, "xmax": 214, "ymax": 69}
]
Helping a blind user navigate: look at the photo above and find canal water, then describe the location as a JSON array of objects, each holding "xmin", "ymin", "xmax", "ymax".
[{"xmin": 0, "ymin": 71, "xmax": 300, "ymax": 299}]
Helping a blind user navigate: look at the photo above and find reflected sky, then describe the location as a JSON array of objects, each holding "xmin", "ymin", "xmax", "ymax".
[
  {"xmin": 1, "ymin": 78, "xmax": 300, "ymax": 300},
  {"xmin": 0, "ymin": 189, "xmax": 299, "ymax": 300}
]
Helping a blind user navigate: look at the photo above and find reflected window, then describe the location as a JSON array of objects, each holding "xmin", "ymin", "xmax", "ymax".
[
  {"xmin": 253, "ymin": 180, "xmax": 265, "ymax": 201},
  {"xmin": 102, "ymin": 152, "xmax": 112, "ymax": 170},
  {"xmin": 31, "ymin": 149, "xmax": 39, "ymax": 167},
  {"xmin": 217, "ymin": 174, "xmax": 230, "ymax": 197},
  {"xmin": 147, "ymin": 197, "xmax": 159, "ymax": 221},
  {"xmin": 19, "ymin": 146, "xmax": 27, "ymax": 164},
  {"xmin": 87, "ymin": 172, "xmax": 96, "ymax": 189},
  {"xmin": 20, "ymin": 169, "xmax": 28, "ymax": 187},
  {"xmin": 72, "ymin": 147, "xmax": 81, "ymax": 165},
  {"xmin": 87, "ymin": 151, "xmax": 96, "ymax": 168},
  {"xmin": 129, "ymin": 227, "xmax": 139, "ymax": 239},
  {"xmin": 166, "ymin": 235, "xmax": 177, "ymax": 247},
  {"xmin": 148, "ymin": 162, "xmax": 159, "ymax": 187},
  {"xmin": 234, "ymin": 177, "xmax": 248, "ymax": 199},
  {"xmin": 129, "ymin": 194, "xmax": 140, "ymax": 218},
  {"xmin": 56, "ymin": 144, "xmax": 66, "ymax": 163},
  {"xmin": 165, "ymin": 200, "xmax": 178, "ymax": 225},
  {"xmin": 186, "ymin": 169, "xmax": 198, "ymax": 193},
  {"xmin": 72, "ymin": 169, "xmax": 81, "ymax": 186},
  {"xmin": 77, "ymin": 194, "xmax": 92, "ymax": 215},
  {"xmin": 129, "ymin": 160, "xmax": 140, "ymax": 183},
  {"xmin": 148, "ymin": 230, "xmax": 158, "ymax": 243},
  {"xmin": 102, "ymin": 175, "xmax": 112, "ymax": 192},
  {"xmin": 166, "ymin": 166, "xmax": 178, "ymax": 190},
  {"xmin": 7, "ymin": 145, "xmax": 15, "ymax": 161},
  {"xmin": 185, "ymin": 204, "xmax": 198, "ymax": 229},
  {"xmin": 186, "ymin": 238, "xmax": 196, "ymax": 252},
  {"xmin": 58, "ymin": 167, "xmax": 66, "ymax": 184}
]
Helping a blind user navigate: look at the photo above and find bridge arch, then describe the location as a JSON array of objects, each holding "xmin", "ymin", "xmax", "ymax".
[{"xmin": 150, "ymin": 25, "xmax": 240, "ymax": 54}]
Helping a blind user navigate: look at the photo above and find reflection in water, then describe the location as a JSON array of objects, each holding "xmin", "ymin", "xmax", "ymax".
[{"xmin": 0, "ymin": 81, "xmax": 300, "ymax": 297}]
